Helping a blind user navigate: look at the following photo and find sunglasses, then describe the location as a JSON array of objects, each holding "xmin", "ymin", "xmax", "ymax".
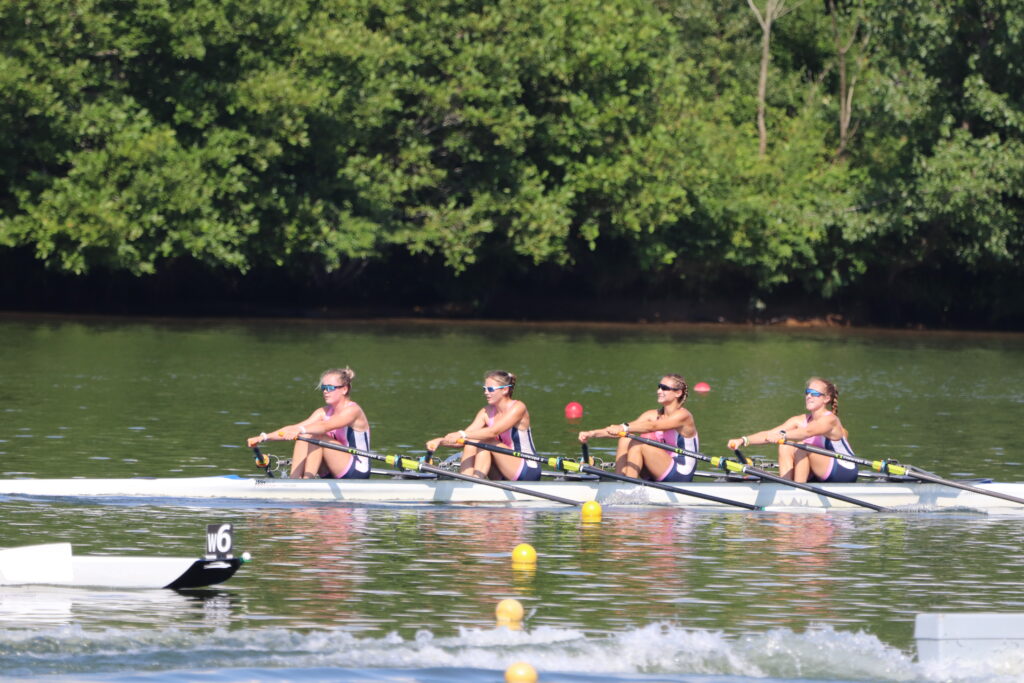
[
  {"xmin": 805, "ymin": 388, "xmax": 826, "ymax": 397},
  {"xmin": 482, "ymin": 384, "xmax": 511, "ymax": 393},
  {"xmin": 657, "ymin": 383, "xmax": 682, "ymax": 392},
  {"xmin": 318, "ymin": 384, "xmax": 345, "ymax": 392}
]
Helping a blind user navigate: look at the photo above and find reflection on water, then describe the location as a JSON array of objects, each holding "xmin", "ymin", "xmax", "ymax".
[
  {"xmin": 1, "ymin": 498, "xmax": 1024, "ymax": 679},
  {"xmin": 3, "ymin": 497, "xmax": 1024, "ymax": 650},
  {"xmin": 0, "ymin": 586, "xmax": 233, "ymax": 629}
]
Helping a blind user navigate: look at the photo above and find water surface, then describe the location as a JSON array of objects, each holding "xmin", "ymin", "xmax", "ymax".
[{"xmin": 2, "ymin": 314, "xmax": 1024, "ymax": 682}]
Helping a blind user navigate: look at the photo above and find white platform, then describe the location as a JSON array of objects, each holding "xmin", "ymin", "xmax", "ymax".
[{"xmin": 915, "ymin": 612, "xmax": 1024, "ymax": 663}]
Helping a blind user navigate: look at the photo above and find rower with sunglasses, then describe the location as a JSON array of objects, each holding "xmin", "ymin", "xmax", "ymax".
[
  {"xmin": 246, "ymin": 367, "xmax": 371, "ymax": 479},
  {"xmin": 727, "ymin": 377, "xmax": 858, "ymax": 483},
  {"xmin": 578, "ymin": 374, "xmax": 699, "ymax": 482},
  {"xmin": 425, "ymin": 370, "xmax": 542, "ymax": 481}
]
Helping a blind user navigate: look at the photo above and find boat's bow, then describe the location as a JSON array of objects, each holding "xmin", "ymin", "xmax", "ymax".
[{"xmin": 0, "ymin": 543, "xmax": 244, "ymax": 589}]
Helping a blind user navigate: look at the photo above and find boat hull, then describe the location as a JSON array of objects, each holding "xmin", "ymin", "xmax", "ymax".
[
  {"xmin": 0, "ymin": 543, "xmax": 242, "ymax": 589},
  {"xmin": 1, "ymin": 475, "xmax": 1023, "ymax": 510}
]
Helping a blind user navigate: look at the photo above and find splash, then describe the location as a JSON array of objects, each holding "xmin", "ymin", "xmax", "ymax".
[{"xmin": 4, "ymin": 621, "xmax": 1021, "ymax": 681}]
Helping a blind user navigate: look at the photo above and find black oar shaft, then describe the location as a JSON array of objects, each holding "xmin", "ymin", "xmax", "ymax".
[
  {"xmin": 737, "ymin": 456, "xmax": 887, "ymax": 511},
  {"xmin": 899, "ymin": 468, "xmax": 1024, "ymax": 506},
  {"xmin": 297, "ymin": 436, "xmax": 580, "ymax": 506},
  {"xmin": 782, "ymin": 439, "xmax": 892, "ymax": 473},
  {"xmin": 460, "ymin": 439, "xmax": 760, "ymax": 511},
  {"xmin": 622, "ymin": 432, "xmax": 888, "ymax": 512},
  {"xmin": 785, "ymin": 440, "xmax": 1024, "ymax": 507}
]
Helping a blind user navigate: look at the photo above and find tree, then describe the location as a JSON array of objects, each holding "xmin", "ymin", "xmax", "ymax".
[{"xmin": 746, "ymin": 0, "xmax": 803, "ymax": 156}]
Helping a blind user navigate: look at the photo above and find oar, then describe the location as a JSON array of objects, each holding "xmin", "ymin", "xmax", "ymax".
[
  {"xmin": 621, "ymin": 432, "xmax": 889, "ymax": 512},
  {"xmin": 252, "ymin": 446, "xmax": 284, "ymax": 478},
  {"xmin": 296, "ymin": 436, "xmax": 580, "ymax": 507},
  {"xmin": 459, "ymin": 438, "xmax": 761, "ymax": 510},
  {"xmin": 784, "ymin": 439, "xmax": 1024, "ymax": 507}
]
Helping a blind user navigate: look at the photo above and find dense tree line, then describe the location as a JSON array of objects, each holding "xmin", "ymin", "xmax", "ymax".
[{"xmin": 2, "ymin": 0, "xmax": 1022, "ymax": 326}]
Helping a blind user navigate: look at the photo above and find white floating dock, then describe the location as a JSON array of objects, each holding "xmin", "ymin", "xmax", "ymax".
[{"xmin": 915, "ymin": 612, "xmax": 1024, "ymax": 663}]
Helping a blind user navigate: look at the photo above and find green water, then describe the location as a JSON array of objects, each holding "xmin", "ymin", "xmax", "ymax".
[
  {"xmin": 2, "ymin": 313, "xmax": 1024, "ymax": 657},
  {"xmin": 4, "ymin": 315, "xmax": 1023, "ymax": 479}
]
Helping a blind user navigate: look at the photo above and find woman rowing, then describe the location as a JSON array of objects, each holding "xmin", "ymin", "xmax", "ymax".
[
  {"xmin": 726, "ymin": 377, "xmax": 857, "ymax": 483},
  {"xmin": 577, "ymin": 374, "xmax": 698, "ymax": 481},
  {"xmin": 425, "ymin": 370, "xmax": 542, "ymax": 481},
  {"xmin": 246, "ymin": 367, "xmax": 371, "ymax": 479}
]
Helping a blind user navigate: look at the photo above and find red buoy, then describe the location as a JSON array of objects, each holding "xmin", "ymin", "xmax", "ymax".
[
  {"xmin": 564, "ymin": 401, "xmax": 583, "ymax": 420},
  {"xmin": 694, "ymin": 382, "xmax": 711, "ymax": 393}
]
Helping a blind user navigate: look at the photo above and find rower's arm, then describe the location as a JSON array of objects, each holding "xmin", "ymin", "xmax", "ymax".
[
  {"xmin": 428, "ymin": 409, "xmax": 490, "ymax": 451},
  {"xmin": 579, "ymin": 409, "xmax": 659, "ymax": 441},
  {"xmin": 729, "ymin": 415, "xmax": 803, "ymax": 448},
  {"xmin": 630, "ymin": 408, "xmax": 694, "ymax": 436},
  {"xmin": 469, "ymin": 401, "xmax": 526, "ymax": 440},
  {"xmin": 310, "ymin": 403, "xmax": 360, "ymax": 435},
  {"xmin": 248, "ymin": 409, "xmax": 325, "ymax": 445},
  {"xmin": 778, "ymin": 413, "xmax": 840, "ymax": 442}
]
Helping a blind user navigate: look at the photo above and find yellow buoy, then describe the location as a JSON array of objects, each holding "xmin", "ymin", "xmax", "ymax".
[
  {"xmin": 581, "ymin": 500, "xmax": 602, "ymax": 522},
  {"xmin": 511, "ymin": 543, "xmax": 537, "ymax": 565},
  {"xmin": 504, "ymin": 661, "xmax": 538, "ymax": 683},
  {"xmin": 496, "ymin": 598, "xmax": 525, "ymax": 623}
]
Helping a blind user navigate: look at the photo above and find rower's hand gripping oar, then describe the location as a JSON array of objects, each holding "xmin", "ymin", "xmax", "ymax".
[
  {"xmin": 621, "ymin": 432, "xmax": 889, "ymax": 512},
  {"xmin": 459, "ymin": 438, "xmax": 761, "ymax": 510},
  {"xmin": 296, "ymin": 436, "xmax": 580, "ymax": 507},
  {"xmin": 783, "ymin": 439, "xmax": 1024, "ymax": 507}
]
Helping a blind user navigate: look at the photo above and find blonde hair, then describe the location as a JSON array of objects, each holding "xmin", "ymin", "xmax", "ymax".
[
  {"xmin": 317, "ymin": 367, "xmax": 355, "ymax": 390},
  {"xmin": 484, "ymin": 369, "xmax": 517, "ymax": 398}
]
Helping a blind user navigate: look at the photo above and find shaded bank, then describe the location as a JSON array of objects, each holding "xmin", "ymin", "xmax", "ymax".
[{"xmin": 3, "ymin": 248, "xmax": 1021, "ymax": 330}]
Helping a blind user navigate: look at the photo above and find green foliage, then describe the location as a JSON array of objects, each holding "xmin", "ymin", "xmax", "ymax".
[{"xmin": 1, "ymin": 0, "xmax": 1023, "ymax": 324}]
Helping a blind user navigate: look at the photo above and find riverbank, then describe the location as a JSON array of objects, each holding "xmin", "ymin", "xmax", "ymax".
[{"xmin": 3, "ymin": 249, "xmax": 1020, "ymax": 330}]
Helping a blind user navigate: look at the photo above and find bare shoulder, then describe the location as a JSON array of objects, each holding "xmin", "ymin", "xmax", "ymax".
[{"xmin": 639, "ymin": 408, "xmax": 661, "ymax": 421}]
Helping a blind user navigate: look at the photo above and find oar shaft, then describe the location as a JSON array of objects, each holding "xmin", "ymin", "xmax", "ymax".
[
  {"xmin": 781, "ymin": 439, "xmax": 896, "ymax": 473},
  {"xmin": 461, "ymin": 438, "xmax": 760, "ymax": 510},
  {"xmin": 785, "ymin": 440, "xmax": 1024, "ymax": 507},
  {"xmin": 623, "ymin": 432, "xmax": 888, "ymax": 512},
  {"xmin": 298, "ymin": 436, "xmax": 580, "ymax": 506},
  {"xmin": 898, "ymin": 468, "xmax": 1024, "ymax": 506},
  {"xmin": 738, "ymin": 457, "xmax": 887, "ymax": 511}
]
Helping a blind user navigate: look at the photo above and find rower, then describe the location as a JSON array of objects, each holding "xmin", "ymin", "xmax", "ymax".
[
  {"xmin": 727, "ymin": 376, "xmax": 858, "ymax": 484},
  {"xmin": 578, "ymin": 373, "xmax": 699, "ymax": 482},
  {"xmin": 425, "ymin": 370, "xmax": 542, "ymax": 481},
  {"xmin": 246, "ymin": 367, "xmax": 371, "ymax": 479}
]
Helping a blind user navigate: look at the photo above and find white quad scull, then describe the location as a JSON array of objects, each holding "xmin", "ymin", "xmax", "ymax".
[{"xmin": 2, "ymin": 474, "xmax": 1023, "ymax": 511}]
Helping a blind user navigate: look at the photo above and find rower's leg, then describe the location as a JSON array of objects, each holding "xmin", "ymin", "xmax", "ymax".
[
  {"xmin": 459, "ymin": 444, "xmax": 491, "ymax": 479},
  {"xmin": 777, "ymin": 443, "xmax": 796, "ymax": 481},
  {"xmin": 290, "ymin": 440, "xmax": 315, "ymax": 478},
  {"xmin": 300, "ymin": 445, "xmax": 325, "ymax": 479},
  {"xmin": 778, "ymin": 443, "xmax": 810, "ymax": 482},
  {"xmin": 321, "ymin": 446, "xmax": 354, "ymax": 478},
  {"xmin": 636, "ymin": 443, "xmax": 672, "ymax": 480},
  {"xmin": 807, "ymin": 453, "xmax": 835, "ymax": 482},
  {"xmin": 491, "ymin": 451, "xmax": 525, "ymax": 480},
  {"xmin": 616, "ymin": 439, "xmax": 644, "ymax": 478}
]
